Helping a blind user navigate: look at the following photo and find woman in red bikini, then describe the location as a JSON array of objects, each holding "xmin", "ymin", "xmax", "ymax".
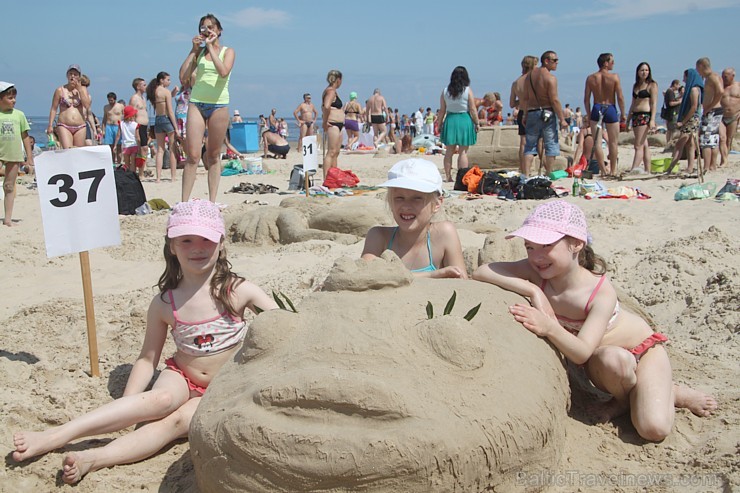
[
  {"xmin": 47, "ymin": 64, "xmax": 90, "ymax": 149},
  {"xmin": 474, "ymin": 201, "xmax": 717, "ymax": 441}
]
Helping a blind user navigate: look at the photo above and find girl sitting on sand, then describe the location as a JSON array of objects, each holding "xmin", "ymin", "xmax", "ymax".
[
  {"xmin": 473, "ymin": 201, "xmax": 716, "ymax": 441},
  {"xmin": 362, "ymin": 158, "xmax": 467, "ymax": 279},
  {"xmin": 12, "ymin": 199, "xmax": 276, "ymax": 483}
]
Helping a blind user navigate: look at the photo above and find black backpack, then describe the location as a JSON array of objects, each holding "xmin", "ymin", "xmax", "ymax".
[
  {"xmin": 479, "ymin": 171, "xmax": 520, "ymax": 197},
  {"xmin": 114, "ymin": 166, "xmax": 146, "ymax": 215},
  {"xmin": 454, "ymin": 167, "xmax": 471, "ymax": 191},
  {"xmin": 518, "ymin": 177, "xmax": 557, "ymax": 200},
  {"xmin": 288, "ymin": 165, "xmax": 314, "ymax": 191}
]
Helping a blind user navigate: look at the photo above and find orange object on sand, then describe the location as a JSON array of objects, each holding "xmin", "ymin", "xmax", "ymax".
[{"xmin": 462, "ymin": 165, "xmax": 483, "ymax": 193}]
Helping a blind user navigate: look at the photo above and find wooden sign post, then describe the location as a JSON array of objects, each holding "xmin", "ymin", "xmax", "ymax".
[{"xmin": 35, "ymin": 146, "xmax": 121, "ymax": 377}]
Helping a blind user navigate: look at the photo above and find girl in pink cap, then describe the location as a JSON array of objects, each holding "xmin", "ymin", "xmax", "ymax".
[
  {"xmin": 473, "ymin": 200, "xmax": 716, "ymax": 441},
  {"xmin": 12, "ymin": 200, "xmax": 277, "ymax": 483}
]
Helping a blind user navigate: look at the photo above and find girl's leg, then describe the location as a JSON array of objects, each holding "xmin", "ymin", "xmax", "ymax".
[
  {"xmin": 630, "ymin": 125, "xmax": 647, "ymax": 170},
  {"xmin": 457, "ymin": 145, "xmax": 470, "ymax": 170},
  {"xmin": 668, "ymin": 134, "xmax": 688, "ymax": 172},
  {"xmin": 12, "ymin": 369, "xmax": 190, "ymax": 462},
  {"xmin": 203, "ymin": 107, "xmax": 230, "ymax": 202},
  {"xmin": 324, "ymin": 126, "xmax": 340, "ymax": 179},
  {"xmin": 56, "ymin": 127, "xmax": 74, "ymax": 149},
  {"xmin": 73, "ymin": 126, "xmax": 87, "ymax": 148},
  {"xmin": 443, "ymin": 145, "xmax": 456, "ymax": 182},
  {"xmin": 642, "ymin": 139, "xmax": 652, "ymax": 173},
  {"xmin": 167, "ymin": 131, "xmax": 177, "ymax": 181},
  {"xmin": 629, "ymin": 345, "xmax": 675, "ymax": 441},
  {"xmin": 686, "ymin": 135, "xmax": 696, "ymax": 173},
  {"xmin": 61, "ymin": 397, "xmax": 200, "ymax": 484},
  {"xmin": 585, "ymin": 345, "xmax": 638, "ymax": 419},
  {"xmin": 183, "ymin": 105, "xmax": 206, "ymax": 202},
  {"xmin": 155, "ymin": 132, "xmax": 166, "ymax": 182},
  {"xmin": 3, "ymin": 163, "xmax": 19, "ymax": 226}
]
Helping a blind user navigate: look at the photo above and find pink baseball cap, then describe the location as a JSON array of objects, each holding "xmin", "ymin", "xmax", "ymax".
[
  {"xmin": 167, "ymin": 200, "xmax": 225, "ymax": 243},
  {"xmin": 506, "ymin": 200, "xmax": 589, "ymax": 244}
]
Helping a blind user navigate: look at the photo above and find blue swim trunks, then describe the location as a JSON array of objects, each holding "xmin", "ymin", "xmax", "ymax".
[
  {"xmin": 103, "ymin": 124, "xmax": 119, "ymax": 145},
  {"xmin": 590, "ymin": 104, "xmax": 619, "ymax": 124}
]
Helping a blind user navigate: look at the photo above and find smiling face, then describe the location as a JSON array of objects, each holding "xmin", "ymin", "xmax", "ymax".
[
  {"xmin": 169, "ymin": 235, "xmax": 222, "ymax": 275},
  {"xmin": 388, "ymin": 188, "xmax": 441, "ymax": 233},
  {"xmin": 524, "ymin": 237, "xmax": 582, "ymax": 279},
  {"xmin": 190, "ymin": 269, "xmax": 569, "ymax": 491}
]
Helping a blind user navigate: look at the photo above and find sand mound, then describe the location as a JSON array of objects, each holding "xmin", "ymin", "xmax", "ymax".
[{"xmin": 190, "ymin": 257, "xmax": 570, "ymax": 492}]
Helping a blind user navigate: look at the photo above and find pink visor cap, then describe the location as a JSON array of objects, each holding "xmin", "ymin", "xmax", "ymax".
[
  {"xmin": 167, "ymin": 200, "xmax": 225, "ymax": 243},
  {"xmin": 506, "ymin": 200, "xmax": 589, "ymax": 244}
]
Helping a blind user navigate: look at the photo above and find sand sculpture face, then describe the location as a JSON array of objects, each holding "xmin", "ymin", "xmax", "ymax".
[{"xmin": 191, "ymin": 254, "xmax": 569, "ymax": 492}]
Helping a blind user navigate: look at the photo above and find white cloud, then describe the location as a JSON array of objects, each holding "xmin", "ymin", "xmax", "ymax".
[
  {"xmin": 228, "ymin": 7, "xmax": 290, "ymax": 28},
  {"xmin": 528, "ymin": 0, "xmax": 740, "ymax": 26}
]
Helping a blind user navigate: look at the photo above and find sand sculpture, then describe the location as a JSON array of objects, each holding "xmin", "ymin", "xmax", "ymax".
[
  {"xmin": 190, "ymin": 253, "xmax": 570, "ymax": 492},
  {"xmin": 227, "ymin": 196, "xmax": 389, "ymax": 246}
]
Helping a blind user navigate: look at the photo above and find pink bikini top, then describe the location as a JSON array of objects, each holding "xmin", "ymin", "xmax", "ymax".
[
  {"xmin": 60, "ymin": 90, "xmax": 81, "ymax": 109},
  {"xmin": 168, "ymin": 290, "xmax": 246, "ymax": 356},
  {"xmin": 540, "ymin": 276, "xmax": 620, "ymax": 335}
]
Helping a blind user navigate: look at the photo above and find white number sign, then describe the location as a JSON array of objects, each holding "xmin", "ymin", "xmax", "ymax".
[
  {"xmin": 35, "ymin": 146, "xmax": 121, "ymax": 257},
  {"xmin": 302, "ymin": 135, "xmax": 318, "ymax": 172}
]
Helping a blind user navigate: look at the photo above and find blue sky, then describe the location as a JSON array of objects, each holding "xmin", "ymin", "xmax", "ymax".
[{"xmin": 4, "ymin": 0, "xmax": 739, "ymax": 119}]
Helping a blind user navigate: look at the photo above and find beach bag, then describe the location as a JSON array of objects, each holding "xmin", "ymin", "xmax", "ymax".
[
  {"xmin": 479, "ymin": 171, "xmax": 521, "ymax": 197},
  {"xmin": 519, "ymin": 177, "xmax": 557, "ymax": 200},
  {"xmin": 462, "ymin": 166, "xmax": 484, "ymax": 193},
  {"xmin": 454, "ymin": 167, "xmax": 471, "ymax": 191},
  {"xmin": 288, "ymin": 165, "xmax": 313, "ymax": 191},
  {"xmin": 114, "ymin": 166, "xmax": 146, "ymax": 215},
  {"xmin": 674, "ymin": 182, "xmax": 717, "ymax": 201},
  {"xmin": 323, "ymin": 167, "xmax": 360, "ymax": 189}
]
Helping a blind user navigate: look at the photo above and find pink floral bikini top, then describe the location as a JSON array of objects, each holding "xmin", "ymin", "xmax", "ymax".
[
  {"xmin": 540, "ymin": 276, "xmax": 620, "ymax": 335},
  {"xmin": 168, "ymin": 290, "xmax": 246, "ymax": 356}
]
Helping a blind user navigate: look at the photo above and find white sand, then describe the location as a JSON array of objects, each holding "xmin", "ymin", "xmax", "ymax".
[{"xmin": 1, "ymin": 144, "xmax": 738, "ymax": 492}]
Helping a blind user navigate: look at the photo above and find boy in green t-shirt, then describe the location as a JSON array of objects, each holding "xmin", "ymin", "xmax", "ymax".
[{"xmin": 0, "ymin": 81, "xmax": 33, "ymax": 226}]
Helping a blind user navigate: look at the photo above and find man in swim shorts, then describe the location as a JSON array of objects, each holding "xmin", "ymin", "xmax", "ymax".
[
  {"xmin": 101, "ymin": 92, "xmax": 123, "ymax": 163},
  {"xmin": 696, "ymin": 58, "xmax": 725, "ymax": 171},
  {"xmin": 293, "ymin": 93, "xmax": 317, "ymax": 151},
  {"xmin": 129, "ymin": 78, "xmax": 149, "ymax": 153},
  {"xmin": 366, "ymin": 88, "xmax": 388, "ymax": 147},
  {"xmin": 584, "ymin": 53, "xmax": 625, "ymax": 176},
  {"xmin": 721, "ymin": 67, "xmax": 740, "ymax": 161},
  {"xmin": 520, "ymin": 51, "xmax": 568, "ymax": 176},
  {"xmin": 510, "ymin": 55, "xmax": 538, "ymax": 175}
]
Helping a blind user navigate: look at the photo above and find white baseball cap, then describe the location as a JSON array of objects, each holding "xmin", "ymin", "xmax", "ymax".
[
  {"xmin": 0, "ymin": 81, "xmax": 15, "ymax": 93},
  {"xmin": 379, "ymin": 159, "xmax": 443, "ymax": 194}
]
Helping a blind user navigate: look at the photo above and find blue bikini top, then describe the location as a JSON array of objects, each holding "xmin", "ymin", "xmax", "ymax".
[{"xmin": 387, "ymin": 227, "xmax": 436, "ymax": 273}]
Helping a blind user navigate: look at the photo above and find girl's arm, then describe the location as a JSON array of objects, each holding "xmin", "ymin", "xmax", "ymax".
[
  {"xmin": 235, "ymin": 281, "xmax": 279, "ymax": 315},
  {"xmin": 438, "ymin": 92, "xmax": 447, "ymax": 126},
  {"xmin": 47, "ymin": 88, "xmax": 61, "ymax": 133},
  {"xmin": 165, "ymin": 90, "xmax": 179, "ymax": 136},
  {"xmin": 207, "ymin": 40, "xmax": 235, "ymax": 78},
  {"xmin": 649, "ymin": 82, "xmax": 658, "ymax": 130},
  {"xmin": 360, "ymin": 226, "xmax": 387, "ymax": 260},
  {"xmin": 322, "ymin": 89, "xmax": 334, "ymax": 131},
  {"xmin": 427, "ymin": 221, "xmax": 467, "ymax": 279},
  {"xmin": 473, "ymin": 260, "xmax": 553, "ymax": 315},
  {"xmin": 123, "ymin": 296, "xmax": 169, "ymax": 396},
  {"xmin": 467, "ymin": 88, "xmax": 480, "ymax": 125},
  {"xmin": 179, "ymin": 37, "xmax": 201, "ymax": 88}
]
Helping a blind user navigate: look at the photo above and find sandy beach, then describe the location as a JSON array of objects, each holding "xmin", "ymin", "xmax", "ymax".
[{"xmin": 1, "ymin": 143, "xmax": 738, "ymax": 492}]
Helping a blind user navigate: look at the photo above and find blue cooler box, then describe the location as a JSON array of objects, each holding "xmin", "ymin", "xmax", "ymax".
[{"xmin": 231, "ymin": 122, "xmax": 259, "ymax": 153}]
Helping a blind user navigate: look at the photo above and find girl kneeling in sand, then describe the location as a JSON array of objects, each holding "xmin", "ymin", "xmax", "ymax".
[
  {"xmin": 473, "ymin": 201, "xmax": 716, "ymax": 441},
  {"xmin": 362, "ymin": 158, "xmax": 467, "ymax": 279},
  {"xmin": 12, "ymin": 200, "xmax": 277, "ymax": 483}
]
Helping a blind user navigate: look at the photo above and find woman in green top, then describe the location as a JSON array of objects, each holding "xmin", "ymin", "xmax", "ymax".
[{"xmin": 178, "ymin": 13, "xmax": 236, "ymax": 202}]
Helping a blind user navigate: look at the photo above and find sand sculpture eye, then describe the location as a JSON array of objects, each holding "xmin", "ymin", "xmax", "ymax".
[{"xmin": 417, "ymin": 317, "xmax": 486, "ymax": 370}]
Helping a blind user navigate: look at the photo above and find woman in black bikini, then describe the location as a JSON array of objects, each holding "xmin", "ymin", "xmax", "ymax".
[
  {"xmin": 627, "ymin": 62, "xmax": 658, "ymax": 173},
  {"xmin": 322, "ymin": 69, "xmax": 343, "ymax": 179},
  {"xmin": 47, "ymin": 64, "xmax": 91, "ymax": 149}
]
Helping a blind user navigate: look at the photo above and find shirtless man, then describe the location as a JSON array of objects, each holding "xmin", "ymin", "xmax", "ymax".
[
  {"xmin": 129, "ymin": 78, "xmax": 149, "ymax": 152},
  {"xmin": 520, "ymin": 50, "xmax": 568, "ymax": 176},
  {"xmin": 721, "ymin": 67, "xmax": 740, "ymax": 159},
  {"xmin": 696, "ymin": 58, "xmax": 724, "ymax": 171},
  {"xmin": 293, "ymin": 93, "xmax": 317, "ymax": 151},
  {"xmin": 509, "ymin": 55, "xmax": 538, "ymax": 173},
  {"xmin": 366, "ymin": 88, "xmax": 388, "ymax": 146},
  {"xmin": 584, "ymin": 53, "xmax": 625, "ymax": 176},
  {"xmin": 101, "ymin": 92, "xmax": 123, "ymax": 163}
]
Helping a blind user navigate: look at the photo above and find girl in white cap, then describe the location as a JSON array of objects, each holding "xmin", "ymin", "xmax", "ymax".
[
  {"xmin": 12, "ymin": 200, "xmax": 277, "ymax": 483},
  {"xmin": 362, "ymin": 159, "xmax": 467, "ymax": 278},
  {"xmin": 473, "ymin": 200, "xmax": 716, "ymax": 441}
]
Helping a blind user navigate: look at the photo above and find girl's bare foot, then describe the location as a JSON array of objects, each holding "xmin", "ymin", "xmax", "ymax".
[
  {"xmin": 62, "ymin": 452, "xmax": 94, "ymax": 484},
  {"xmin": 675, "ymin": 385, "xmax": 718, "ymax": 417},
  {"xmin": 12, "ymin": 431, "xmax": 60, "ymax": 461}
]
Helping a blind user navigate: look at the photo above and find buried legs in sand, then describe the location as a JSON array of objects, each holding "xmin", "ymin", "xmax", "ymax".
[
  {"xmin": 12, "ymin": 369, "xmax": 198, "ymax": 484},
  {"xmin": 585, "ymin": 344, "xmax": 717, "ymax": 441}
]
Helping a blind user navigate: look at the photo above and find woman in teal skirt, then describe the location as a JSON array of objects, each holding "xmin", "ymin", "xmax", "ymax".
[{"xmin": 439, "ymin": 66, "xmax": 480, "ymax": 181}]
